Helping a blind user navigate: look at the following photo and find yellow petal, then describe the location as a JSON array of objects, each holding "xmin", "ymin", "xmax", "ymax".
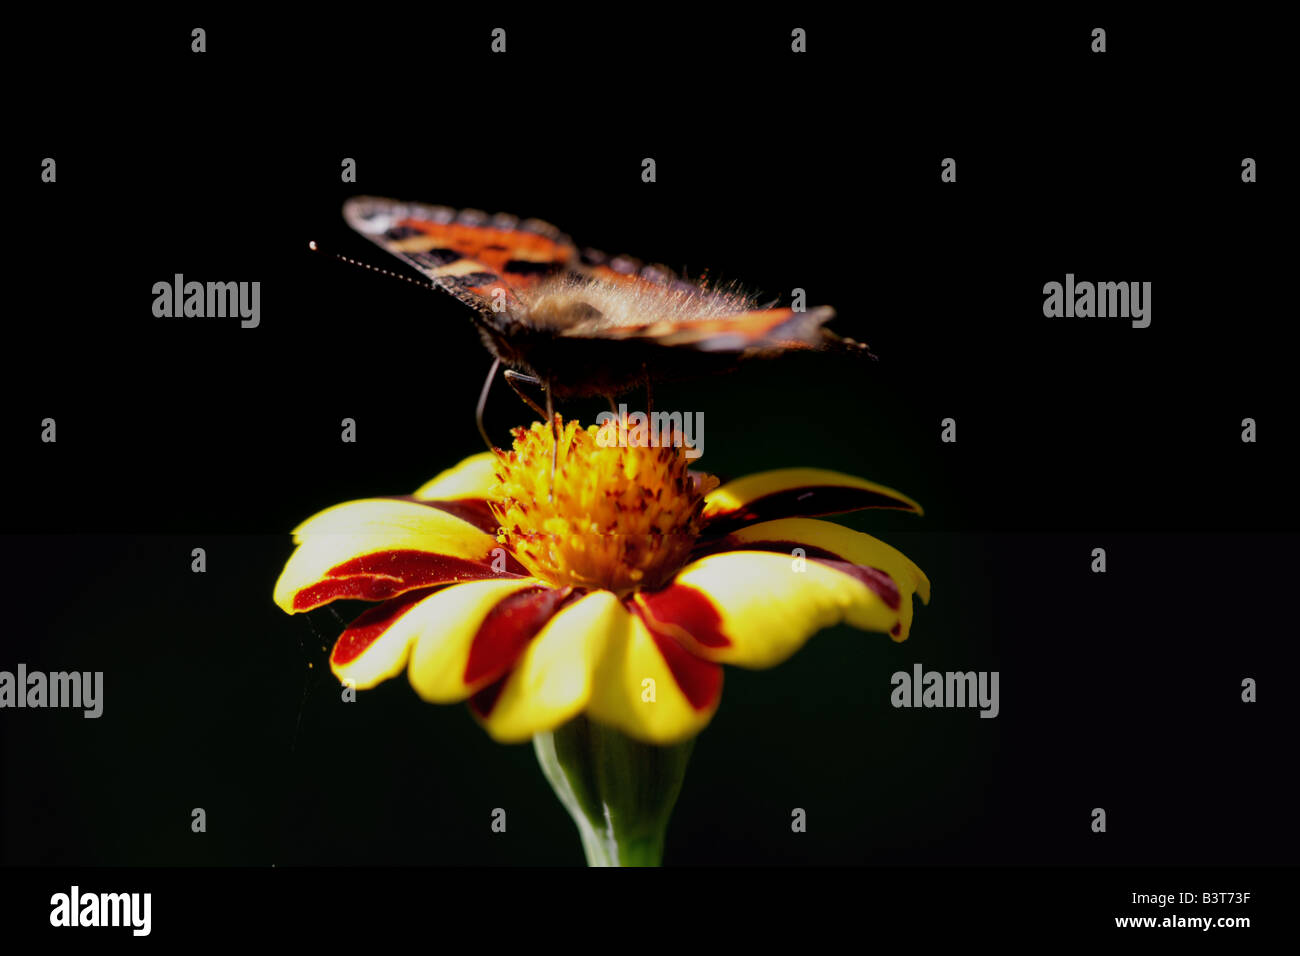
[
  {"xmin": 724, "ymin": 517, "xmax": 930, "ymax": 603},
  {"xmin": 703, "ymin": 467, "xmax": 922, "ymax": 530},
  {"xmin": 327, "ymin": 589, "xmax": 428, "ymax": 691},
  {"xmin": 585, "ymin": 601, "xmax": 723, "ymax": 745},
  {"xmin": 719, "ymin": 517, "xmax": 929, "ymax": 643},
  {"xmin": 473, "ymin": 590, "xmax": 623, "ymax": 742},
  {"xmin": 405, "ymin": 578, "xmax": 564, "ymax": 702},
  {"xmin": 331, "ymin": 578, "xmax": 543, "ymax": 693},
  {"xmin": 412, "ymin": 452, "xmax": 499, "ymax": 501},
  {"xmin": 637, "ymin": 549, "xmax": 908, "ymax": 669},
  {"xmin": 274, "ymin": 498, "xmax": 505, "ymax": 613}
]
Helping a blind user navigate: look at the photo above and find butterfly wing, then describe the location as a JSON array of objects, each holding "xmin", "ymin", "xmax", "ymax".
[
  {"xmin": 343, "ymin": 198, "xmax": 854, "ymax": 352},
  {"xmin": 342, "ymin": 196, "xmax": 577, "ymax": 311},
  {"xmin": 339, "ymin": 198, "xmax": 863, "ymax": 397},
  {"xmin": 575, "ymin": 306, "xmax": 859, "ymax": 352},
  {"xmin": 561, "ymin": 246, "xmax": 859, "ymax": 353}
]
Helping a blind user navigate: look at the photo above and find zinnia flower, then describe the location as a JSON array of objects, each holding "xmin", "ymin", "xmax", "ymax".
[{"xmin": 273, "ymin": 416, "xmax": 929, "ymax": 745}]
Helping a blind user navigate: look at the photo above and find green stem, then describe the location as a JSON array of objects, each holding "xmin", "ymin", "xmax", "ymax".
[{"xmin": 533, "ymin": 716, "xmax": 694, "ymax": 867}]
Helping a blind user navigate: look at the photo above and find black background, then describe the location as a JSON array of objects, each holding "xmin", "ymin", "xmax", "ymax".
[{"xmin": 1, "ymin": 8, "xmax": 1293, "ymax": 939}]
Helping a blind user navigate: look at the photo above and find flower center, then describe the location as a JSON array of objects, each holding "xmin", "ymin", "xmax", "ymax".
[{"xmin": 489, "ymin": 416, "xmax": 717, "ymax": 593}]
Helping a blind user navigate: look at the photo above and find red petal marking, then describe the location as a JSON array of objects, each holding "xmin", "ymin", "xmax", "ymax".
[
  {"xmin": 331, "ymin": 588, "xmax": 437, "ymax": 666},
  {"xmin": 705, "ymin": 486, "xmax": 918, "ymax": 532},
  {"xmin": 292, "ymin": 550, "xmax": 511, "ymax": 611},
  {"xmin": 632, "ymin": 605, "xmax": 724, "ymax": 711},
  {"xmin": 462, "ymin": 587, "xmax": 573, "ymax": 687},
  {"xmin": 468, "ymin": 674, "xmax": 509, "ymax": 718},
  {"xmin": 814, "ymin": 559, "xmax": 901, "ymax": 610},
  {"xmin": 636, "ymin": 585, "xmax": 731, "ymax": 648},
  {"xmin": 890, "ymin": 622, "xmax": 902, "ymax": 637}
]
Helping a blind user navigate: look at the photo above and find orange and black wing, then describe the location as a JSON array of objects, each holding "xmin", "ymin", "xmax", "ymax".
[{"xmin": 342, "ymin": 196, "xmax": 578, "ymax": 312}]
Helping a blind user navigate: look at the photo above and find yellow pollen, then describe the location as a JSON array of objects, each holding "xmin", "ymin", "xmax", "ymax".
[{"xmin": 489, "ymin": 415, "xmax": 718, "ymax": 593}]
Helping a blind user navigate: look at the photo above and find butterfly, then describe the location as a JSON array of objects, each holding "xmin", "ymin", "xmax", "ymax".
[{"xmin": 339, "ymin": 196, "xmax": 869, "ymax": 442}]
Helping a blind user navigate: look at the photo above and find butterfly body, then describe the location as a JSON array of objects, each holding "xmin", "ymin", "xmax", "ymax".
[{"xmin": 342, "ymin": 197, "xmax": 867, "ymax": 400}]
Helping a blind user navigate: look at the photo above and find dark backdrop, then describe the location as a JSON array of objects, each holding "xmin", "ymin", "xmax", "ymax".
[{"xmin": 2, "ymin": 12, "xmax": 1293, "ymax": 875}]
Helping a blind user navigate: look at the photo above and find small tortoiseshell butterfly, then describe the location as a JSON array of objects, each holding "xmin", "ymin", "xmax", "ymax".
[{"xmin": 341, "ymin": 197, "xmax": 869, "ymax": 410}]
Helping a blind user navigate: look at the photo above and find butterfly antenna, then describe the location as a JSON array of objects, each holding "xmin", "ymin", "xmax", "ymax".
[
  {"xmin": 476, "ymin": 357, "xmax": 501, "ymax": 452},
  {"xmin": 307, "ymin": 240, "xmax": 441, "ymax": 292}
]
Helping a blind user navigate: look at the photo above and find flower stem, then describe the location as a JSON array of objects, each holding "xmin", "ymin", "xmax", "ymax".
[{"xmin": 533, "ymin": 716, "xmax": 694, "ymax": 867}]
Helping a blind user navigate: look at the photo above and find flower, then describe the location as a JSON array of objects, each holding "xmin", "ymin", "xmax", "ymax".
[{"xmin": 273, "ymin": 416, "xmax": 929, "ymax": 745}]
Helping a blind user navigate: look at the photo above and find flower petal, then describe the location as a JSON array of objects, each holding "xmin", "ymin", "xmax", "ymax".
[
  {"xmin": 274, "ymin": 498, "xmax": 512, "ymax": 613},
  {"xmin": 400, "ymin": 452, "xmax": 504, "ymax": 534},
  {"xmin": 584, "ymin": 600, "xmax": 724, "ymax": 745},
  {"xmin": 327, "ymin": 576, "xmax": 555, "ymax": 695},
  {"xmin": 328, "ymin": 587, "xmax": 436, "ymax": 690},
  {"xmin": 412, "ymin": 452, "xmax": 499, "ymax": 501},
  {"xmin": 713, "ymin": 517, "xmax": 931, "ymax": 604},
  {"xmin": 406, "ymin": 578, "xmax": 566, "ymax": 702},
  {"xmin": 391, "ymin": 496, "xmax": 501, "ymax": 536},
  {"xmin": 470, "ymin": 590, "xmax": 624, "ymax": 743},
  {"xmin": 702, "ymin": 468, "xmax": 922, "ymax": 531},
  {"xmin": 708, "ymin": 517, "xmax": 930, "ymax": 643},
  {"xmin": 636, "ymin": 548, "xmax": 916, "ymax": 669}
]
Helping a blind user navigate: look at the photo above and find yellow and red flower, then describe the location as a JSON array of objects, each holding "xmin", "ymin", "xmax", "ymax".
[{"xmin": 273, "ymin": 417, "xmax": 929, "ymax": 744}]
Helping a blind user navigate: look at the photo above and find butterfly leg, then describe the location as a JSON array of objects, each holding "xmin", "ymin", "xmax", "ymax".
[
  {"xmin": 503, "ymin": 369, "xmax": 549, "ymax": 421},
  {"xmin": 545, "ymin": 383, "xmax": 558, "ymax": 502},
  {"xmin": 475, "ymin": 357, "xmax": 502, "ymax": 452}
]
